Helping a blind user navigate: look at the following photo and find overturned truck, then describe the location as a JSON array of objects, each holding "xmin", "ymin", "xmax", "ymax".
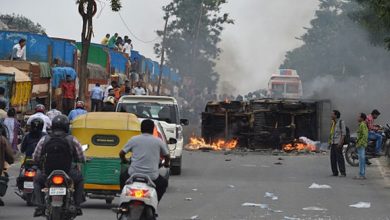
[{"xmin": 201, "ymin": 99, "xmax": 331, "ymax": 149}]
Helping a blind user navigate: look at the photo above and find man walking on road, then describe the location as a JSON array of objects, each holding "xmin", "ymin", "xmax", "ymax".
[
  {"xmin": 354, "ymin": 113, "xmax": 368, "ymax": 180},
  {"xmin": 90, "ymin": 83, "xmax": 103, "ymax": 112},
  {"xmin": 61, "ymin": 75, "xmax": 76, "ymax": 115},
  {"xmin": 329, "ymin": 110, "xmax": 346, "ymax": 177}
]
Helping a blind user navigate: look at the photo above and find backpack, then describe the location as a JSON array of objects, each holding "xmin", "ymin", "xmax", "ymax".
[
  {"xmin": 42, "ymin": 133, "xmax": 75, "ymax": 175},
  {"xmin": 340, "ymin": 120, "xmax": 351, "ymax": 145}
]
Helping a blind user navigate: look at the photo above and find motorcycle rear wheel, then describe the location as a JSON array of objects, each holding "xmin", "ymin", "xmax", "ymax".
[
  {"xmin": 345, "ymin": 145, "xmax": 359, "ymax": 167},
  {"xmin": 47, "ymin": 207, "xmax": 63, "ymax": 220}
]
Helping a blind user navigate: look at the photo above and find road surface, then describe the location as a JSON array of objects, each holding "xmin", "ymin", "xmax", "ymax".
[{"xmin": 1, "ymin": 151, "xmax": 390, "ymax": 220}]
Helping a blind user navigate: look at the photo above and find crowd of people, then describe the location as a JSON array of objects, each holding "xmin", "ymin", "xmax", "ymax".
[
  {"xmin": 101, "ymin": 33, "xmax": 133, "ymax": 57},
  {"xmin": 329, "ymin": 109, "xmax": 383, "ymax": 180}
]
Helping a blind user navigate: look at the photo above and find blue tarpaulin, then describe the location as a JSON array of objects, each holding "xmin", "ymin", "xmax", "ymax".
[
  {"xmin": 51, "ymin": 67, "xmax": 77, "ymax": 88},
  {"xmin": 0, "ymin": 31, "xmax": 51, "ymax": 62},
  {"xmin": 51, "ymin": 38, "xmax": 77, "ymax": 67},
  {"xmin": 109, "ymin": 50, "xmax": 127, "ymax": 74},
  {"xmin": 130, "ymin": 50, "xmax": 141, "ymax": 62}
]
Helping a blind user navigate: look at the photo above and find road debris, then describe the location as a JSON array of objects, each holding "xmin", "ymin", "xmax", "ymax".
[
  {"xmin": 302, "ymin": 206, "xmax": 328, "ymax": 211},
  {"xmin": 264, "ymin": 192, "xmax": 278, "ymax": 200},
  {"xmin": 228, "ymin": 185, "xmax": 235, "ymax": 188},
  {"xmin": 349, "ymin": 202, "xmax": 371, "ymax": 208},
  {"xmin": 192, "ymin": 188, "xmax": 198, "ymax": 192},
  {"xmin": 278, "ymin": 157, "xmax": 284, "ymax": 160},
  {"xmin": 241, "ymin": 203, "xmax": 269, "ymax": 209},
  {"xmin": 185, "ymin": 198, "xmax": 193, "ymax": 201},
  {"xmin": 308, "ymin": 183, "xmax": 332, "ymax": 189},
  {"xmin": 187, "ymin": 215, "xmax": 200, "ymax": 220},
  {"xmin": 284, "ymin": 216, "xmax": 301, "ymax": 220},
  {"xmin": 274, "ymin": 162, "xmax": 283, "ymax": 165},
  {"xmin": 225, "ymin": 158, "xmax": 232, "ymax": 161}
]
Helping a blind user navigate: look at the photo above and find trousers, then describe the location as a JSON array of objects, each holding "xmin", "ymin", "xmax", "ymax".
[{"xmin": 330, "ymin": 144, "xmax": 346, "ymax": 176}]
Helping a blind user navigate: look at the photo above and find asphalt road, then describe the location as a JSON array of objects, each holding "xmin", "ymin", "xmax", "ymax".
[{"xmin": 1, "ymin": 151, "xmax": 390, "ymax": 220}]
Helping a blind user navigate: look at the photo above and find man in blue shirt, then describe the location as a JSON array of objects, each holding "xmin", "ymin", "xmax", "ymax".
[
  {"xmin": 90, "ymin": 83, "xmax": 103, "ymax": 112},
  {"xmin": 68, "ymin": 101, "xmax": 88, "ymax": 121}
]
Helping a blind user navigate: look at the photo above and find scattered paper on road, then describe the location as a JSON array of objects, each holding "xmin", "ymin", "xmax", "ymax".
[
  {"xmin": 241, "ymin": 203, "xmax": 269, "ymax": 209},
  {"xmin": 349, "ymin": 202, "xmax": 371, "ymax": 208},
  {"xmin": 264, "ymin": 192, "xmax": 278, "ymax": 200},
  {"xmin": 192, "ymin": 188, "xmax": 198, "ymax": 192},
  {"xmin": 302, "ymin": 206, "xmax": 328, "ymax": 211},
  {"xmin": 309, "ymin": 183, "xmax": 332, "ymax": 189},
  {"xmin": 189, "ymin": 215, "xmax": 199, "ymax": 220},
  {"xmin": 284, "ymin": 216, "xmax": 301, "ymax": 220},
  {"xmin": 271, "ymin": 209, "xmax": 283, "ymax": 213}
]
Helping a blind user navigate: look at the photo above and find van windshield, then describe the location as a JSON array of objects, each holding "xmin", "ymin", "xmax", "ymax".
[{"xmin": 117, "ymin": 102, "xmax": 178, "ymax": 124}]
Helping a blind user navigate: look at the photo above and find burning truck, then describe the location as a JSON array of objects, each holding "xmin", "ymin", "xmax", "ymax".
[{"xmin": 188, "ymin": 99, "xmax": 331, "ymax": 151}]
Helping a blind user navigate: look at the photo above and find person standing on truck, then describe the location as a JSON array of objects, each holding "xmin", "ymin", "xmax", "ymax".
[
  {"xmin": 107, "ymin": 33, "xmax": 118, "ymax": 49},
  {"xmin": 61, "ymin": 75, "xmax": 76, "ymax": 115},
  {"xmin": 11, "ymin": 38, "xmax": 26, "ymax": 61},
  {"xmin": 101, "ymin": 33, "xmax": 110, "ymax": 45},
  {"xmin": 90, "ymin": 83, "xmax": 103, "ymax": 112},
  {"xmin": 329, "ymin": 110, "xmax": 346, "ymax": 177}
]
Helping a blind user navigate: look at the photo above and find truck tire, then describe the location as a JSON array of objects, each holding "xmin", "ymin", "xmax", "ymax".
[{"xmin": 170, "ymin": 157, "xmax": 182, "ymax": 175}]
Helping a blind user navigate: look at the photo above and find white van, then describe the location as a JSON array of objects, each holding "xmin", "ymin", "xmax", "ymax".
[{"xmin": 116, "ymin": 95, "xmax": 188, "ymax": 175}]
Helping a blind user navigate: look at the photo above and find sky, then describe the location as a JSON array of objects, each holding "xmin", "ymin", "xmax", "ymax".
[{"xmin": 1, "ymin": 0, "xmax": 319, "ymax": 95}]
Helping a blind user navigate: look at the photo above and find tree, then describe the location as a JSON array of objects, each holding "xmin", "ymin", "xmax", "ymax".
[
  {"xmin": 0, "ymin": 14, "xmax": 46, "ymax": 34},
  {"xmin": 355, "ymin": 0, "xmax": 390, "ymax": 49},
  {"xmin": 155, "ymin": 0, "xmax": 233, "ymax": 94},
  {"xmin": 77, "ymin": 0, "xmax": 121, "ymax": 101}
]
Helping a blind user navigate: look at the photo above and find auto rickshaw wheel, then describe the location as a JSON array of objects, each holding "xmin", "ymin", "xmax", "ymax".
[{"xmin": 105, "ymin": 198, "xmax": 114, "ymax": 205}]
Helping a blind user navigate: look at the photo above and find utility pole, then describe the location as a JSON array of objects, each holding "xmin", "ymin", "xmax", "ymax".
[{"xmin": 157, "ymin": 15, "xmax": 169, "ymax": 95}]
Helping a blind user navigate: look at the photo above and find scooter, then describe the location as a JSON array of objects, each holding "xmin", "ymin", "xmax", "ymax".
[
  {"xmin": 345, "ymin": 124, "xmax": 390, "ymax": 167},
  {"xmin": 15, "ymin": 158, "xmax": 37, "ymax": 206},
  {"xmin": 114, "ymin": 173, "xmax": 158, "ymax": 220}
]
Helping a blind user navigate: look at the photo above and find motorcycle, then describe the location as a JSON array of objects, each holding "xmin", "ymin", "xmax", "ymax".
[
  {"xmin": 42, "ymin": 170, "xmax": 77, "ymax": 220},
  {"xmin": 345, "ymin": 124, "xmax": 390, "ymax": 167},
  {"xmin": 114, "ymin": 173, "xmax": 158, "ymax": 220},
  {"xmin": 16, "ymin": 158, "xmax": 37, "ymax": 206}
]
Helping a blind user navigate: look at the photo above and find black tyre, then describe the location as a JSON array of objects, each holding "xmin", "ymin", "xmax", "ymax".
[
  {"xmin": 106, "ymin": 198, "xmax": 114, "ymax": 205},
  {"xmin": 170, "ymin": 158, "xmax": 182, "ymax": 175},
  {"xmin": 48, "ymin": 207, "xmax": 63, "ymax": 220},
  {"xmin": 345, "ymin": 144, "xmax": 359, "ymax": 167},
  {"xmin": 25, "ymin": 193, "xmax": 33, "ymax": 206},
  {"xmin": 142, "ymin": 206, "xmax": 156, "ymax": 220}
]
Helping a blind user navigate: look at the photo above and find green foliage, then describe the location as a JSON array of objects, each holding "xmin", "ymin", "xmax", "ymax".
[
  {"xmin": 0, "ymin": 14, "xmax": 46, "ymax": 34},
  {"xmin": 280, "ymin": 0, "xmax": 390, "ymax": 83},
  {"xmin": 355, "ymin": 0, "xmax": 390, "ymax": 48},
  {"xmin": 155, "ymin": 0, "xmax": 233, "ymax": 93}
]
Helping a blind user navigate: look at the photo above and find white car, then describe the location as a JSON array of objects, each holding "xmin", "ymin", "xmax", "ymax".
[{"xmin": 116, "ymin": 95, "xmax": 189, "ymax": 175}]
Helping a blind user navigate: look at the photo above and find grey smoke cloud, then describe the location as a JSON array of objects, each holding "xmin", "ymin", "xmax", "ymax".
[{"xmin": 216, "ymin": 0, "xmax": 319, "ymax": 95}]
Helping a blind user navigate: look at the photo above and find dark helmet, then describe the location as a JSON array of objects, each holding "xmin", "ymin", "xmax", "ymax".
[
  {"xmin": 52, "ymin": 115, "xmax": 70, "ymax": 133},
  {"xmin": 30, "ymin": 118, "xmax": 44, "ymax": 133},
  {"xmin": 35, "ymin": 104, "xmax": 46, "ymax": 113}
]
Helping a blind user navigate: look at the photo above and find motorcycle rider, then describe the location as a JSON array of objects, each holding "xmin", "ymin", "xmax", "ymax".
[
  {"xmin": 17, "ymin": 118, "xmax": 46, "ymax": 189},
  {"xmin": 68, "ymin": 101, "xmax": 88, "ymax": 121},
  {"xmin": 32, "ymin": 115, "xmax": 85, "ymax": 217},
  {"xmin": 27, "ymin": 104, "xmax": 52, "ymax": 133},
  {"xmin": 119, "ymin": 119, "xmax": 170, "ymax": 202},
  {"xmin": 366, "ymin": 109, "xmax": 383, "ymax": 157}
]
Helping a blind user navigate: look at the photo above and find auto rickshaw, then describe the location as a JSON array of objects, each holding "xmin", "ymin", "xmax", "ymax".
[{"xmin": 71, "ymin": 112, "xmax": 141, "ymax": 204}]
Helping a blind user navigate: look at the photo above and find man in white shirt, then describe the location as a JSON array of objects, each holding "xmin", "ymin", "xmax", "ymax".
[
  {"xmin": 27, "ymin": 104, "xmax": 52, "ymax": 133},
  {"xmin": 104, "ymin": 81, "xmax": 117, "ymax": 100},
  {"xmin": 132, "ymin": 82, "xmax": 146, "ymax": 95},
  {"xmin": 11, "ymin": 39, "xmax": 26, "ymax": 61},
  {"xmin": 123, "ymin": 39, "xmax": 133, "ymax": 58}
]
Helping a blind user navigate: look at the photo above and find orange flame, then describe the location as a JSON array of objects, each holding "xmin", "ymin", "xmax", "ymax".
[
  {"xmin": 186, "ymin": 137, "xmax": 238, "ymax": 151},
  {"xmin": 283, "ymin": 142, "xmax": 316, "ymax": 152}
]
